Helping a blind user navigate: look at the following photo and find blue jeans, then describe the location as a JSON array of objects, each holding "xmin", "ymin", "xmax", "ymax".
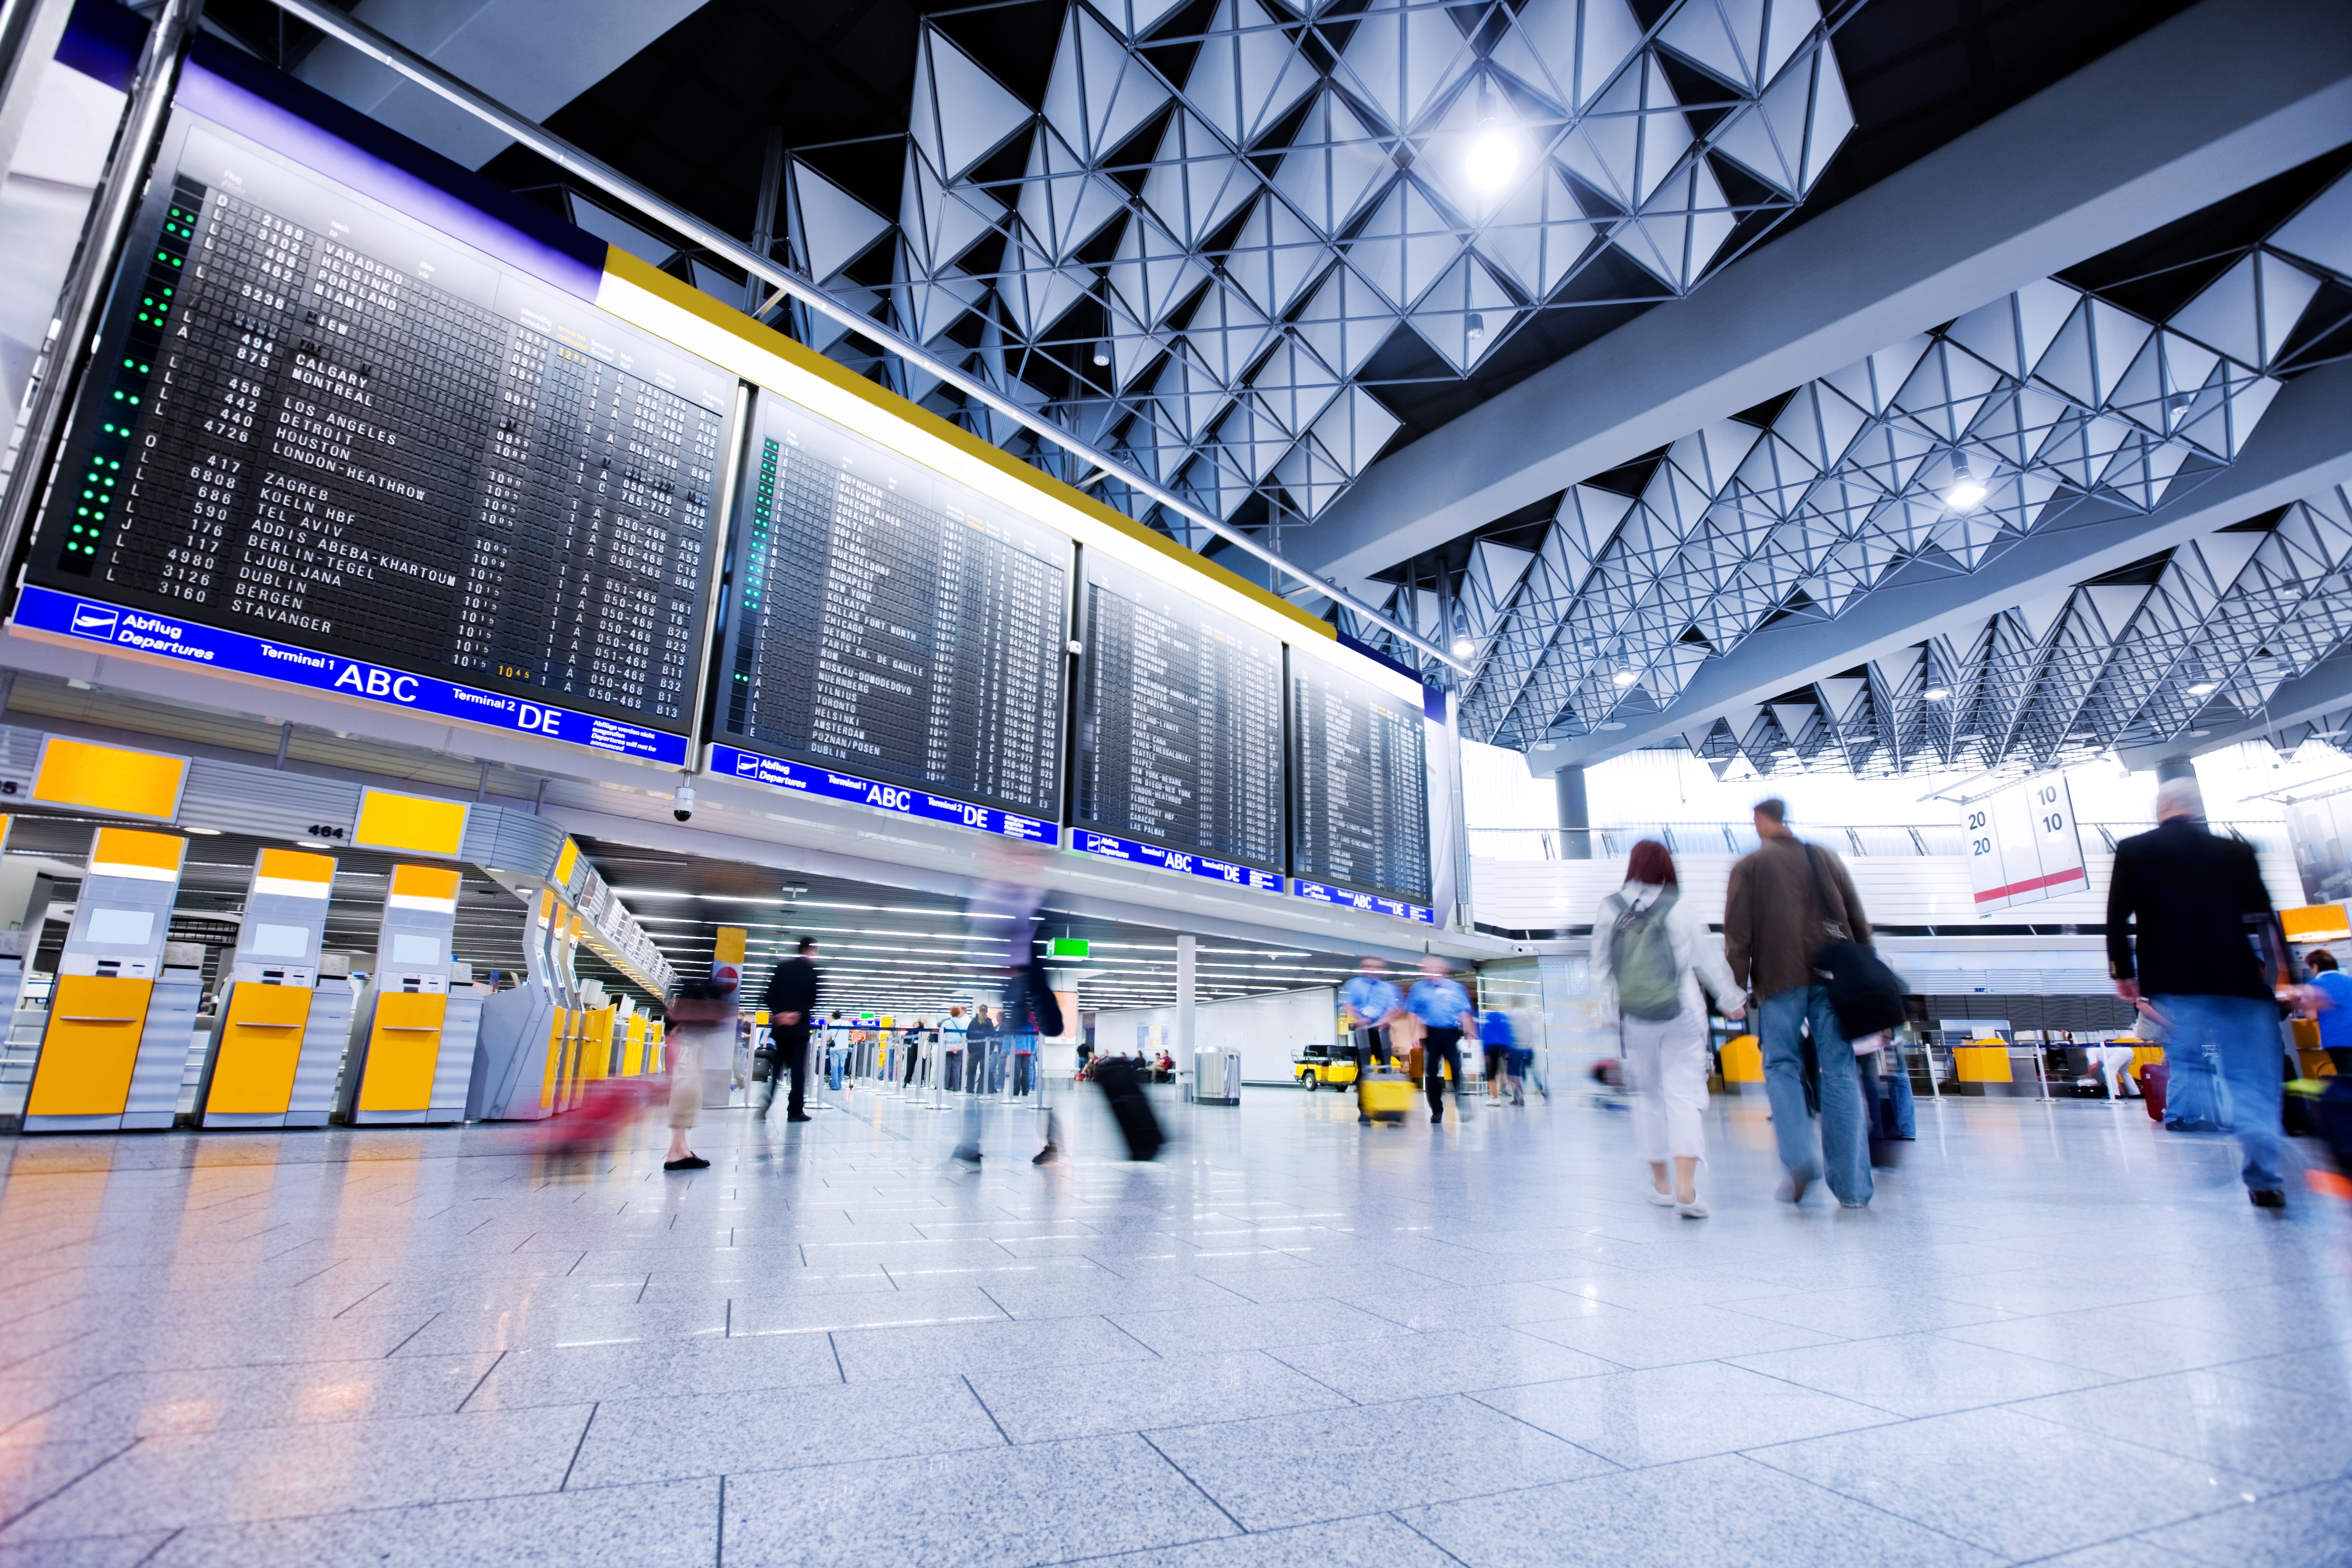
[
  {"xmin": 2151, "ymin": 994, "xmax": 2286, "ymax": 1189},
  {"xmin": 1861, "ymin": 1043, "xmax": 1917, "ymax": 1140},
  {"xmin": 1759, "ymin": 985, "xmax": 1872, "ymax": 1205}
]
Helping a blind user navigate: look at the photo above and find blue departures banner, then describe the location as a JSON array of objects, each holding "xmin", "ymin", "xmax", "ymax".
[
  {"xmin": 1292, "ymin": 877, "xmax": 1436, "ymax": 925},
  {"xmin": 709, "ymin": 742, "xmax": 1058, "ymax": 844},
  {"xmin": 16, "ymin": 584, "xmax": 689, "ymax": 764},
  {"xmin": 1072, "ymin": 830, "xmax": 1282, "ymax": 893}
]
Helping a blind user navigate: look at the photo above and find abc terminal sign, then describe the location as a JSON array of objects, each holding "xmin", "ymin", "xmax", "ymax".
[{"xmin": 12, "ymin": 584, "xmax": 688, "ymax": 764}]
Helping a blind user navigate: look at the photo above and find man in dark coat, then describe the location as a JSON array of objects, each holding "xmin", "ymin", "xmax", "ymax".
[
  {"xmin": 760, "ymin": 938, "xmax": 821, "ymax": 1123},
  {"xmin": 2107, "ymin": 776, "xmax": 2289, "ymax": 1208},
  {"xmin": 1724, "ymin": 797, "xmax": 1874, "ymax": 1208}
]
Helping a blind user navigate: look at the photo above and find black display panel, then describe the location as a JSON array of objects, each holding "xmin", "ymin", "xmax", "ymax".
[
  {"xmin": 1074, "ymin": 549, "xmax": 1282, "ymax": 870},
  {"xmin": 1290, "ymin": 656, "xmax": 1432, "ymax": 906},
  {"xmin": 717, "ymin": 393, "xmax": 1069, "ymax": 818},
  {"xmin": 24, "ymin": 107, "xmax": 736, "ymax": 734}
]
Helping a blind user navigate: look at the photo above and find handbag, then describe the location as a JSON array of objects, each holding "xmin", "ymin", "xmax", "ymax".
[{"xmin": 1800, "ymin": 844, "xmax": 1908, "ymax": 1041}]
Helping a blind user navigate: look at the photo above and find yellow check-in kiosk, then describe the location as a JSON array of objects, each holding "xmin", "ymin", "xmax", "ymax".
[
  {"xmin": 24, "ymin": 826, "xmax": 195, "ymax": 1131},
  {"xmin": 199, "ymin": 848, "xmax": 350, "ymax": 1127},
  {"xmin": 620, "ymin": 1006, "xmax": 646, "ymax": 1075},
  {"xmin": 339, "ymin": 863, "xmax": 477, "ymax": 1124}
]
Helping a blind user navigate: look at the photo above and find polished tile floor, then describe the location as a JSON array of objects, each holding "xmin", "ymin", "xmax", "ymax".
[{"xmin": 0, "ymin": 1076, "xmax": 2346, "ymax": 1566}]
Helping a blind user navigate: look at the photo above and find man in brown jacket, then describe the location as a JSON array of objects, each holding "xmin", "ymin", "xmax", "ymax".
[{"xmin": 1723, "ymin": 797, "xmax": 1873, "ymax": 1207}]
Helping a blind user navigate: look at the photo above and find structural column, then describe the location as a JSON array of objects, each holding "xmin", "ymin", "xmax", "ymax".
[
  {"xmin": 1175, "ymin": 932, "xmax": 1196, "ymax": 1075},
  {"xmin": 1555, "ymin": 765, "xmax": 1592, "ymax": 860}
]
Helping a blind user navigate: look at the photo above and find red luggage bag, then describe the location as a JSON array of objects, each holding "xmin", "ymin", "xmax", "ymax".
[{"xmin": 2137, "ymin": 1060, "xmax": 2167, "ymax": 1122}]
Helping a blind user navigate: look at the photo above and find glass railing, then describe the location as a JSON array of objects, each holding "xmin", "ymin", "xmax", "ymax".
[{"xmin": 1468, "ymin": 819, "xmax": 2288, "ymax": 862}]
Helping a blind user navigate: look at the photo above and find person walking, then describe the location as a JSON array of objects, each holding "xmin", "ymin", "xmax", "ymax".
[
  {"xmin": 662, "ymin": 978, "xmax": 739, "ymax": 1170},
  {"xmin": 2107, "ymin": 775, "xmax": 2293, "ymax": 1209},
  {"xmin": 1406, "ymin": 958, "xmax": 1477, "ymax": 1125},
  {"xmin": 2306, "ymin": 950, "xmax": 2352, "ymax": 1075},
  {"xmin": 760, "ymin": 937, "xmax": 821, "ymax": 1123},
  {"xmin": 1481, "ymin": 1007, "xmax": 1521, "ymax": 1104},
  {"xmin": 1595, "ymin": 839, "xmax": 1743, "ymax": 1218},
  {"xmin": 1724, "ymin": 797, "xmax": 1874, "ymax": 1208},
  {"xmin": 1338, "ymin": 957, "xmax": 1404, "ymax": 1126}
]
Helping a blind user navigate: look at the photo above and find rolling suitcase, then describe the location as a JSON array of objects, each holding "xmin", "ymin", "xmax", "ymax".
[
  {"xmin": 1358, "ymin": 1067, "xmax": 1416, "ymax": 1122},
  {"xmin": 1093, "ymin": 1056, "xmax": 1163, "ymax": 1161},
  {"xmin": 2138, "ymin": 1060, "xmax": 2167, "ymax": 1122}
]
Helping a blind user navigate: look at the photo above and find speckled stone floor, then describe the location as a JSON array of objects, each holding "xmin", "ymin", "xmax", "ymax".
[{"xmin": 0, "ymin": 1075, "xmax": 2344, "ymax": 1566}]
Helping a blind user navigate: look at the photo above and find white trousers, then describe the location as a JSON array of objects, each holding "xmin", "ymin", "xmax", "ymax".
[
  {"xmin": 2084, "ymin": 1043, "xmax": 2137, "ymax": 1098},
  {"xmin": 1622, "ymin": 1009, "xmax": 1709, "ymax": 1162}
]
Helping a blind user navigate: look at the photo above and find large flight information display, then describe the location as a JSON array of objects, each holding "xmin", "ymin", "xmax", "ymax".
[
  {"xmin": 22, "ymin": 103, "xmax": 735, "ymax": 745},
  {"xmin": 717, "ymin": 393, "xmax": 1069, "ymax": 820},
  {"xmin": 1074, "ymin": 549, "xmax": 1281, "ymax": 874},
  {"xmin": 1290, "ymin": 657, "xmax": 1432, "ymax": 908}
]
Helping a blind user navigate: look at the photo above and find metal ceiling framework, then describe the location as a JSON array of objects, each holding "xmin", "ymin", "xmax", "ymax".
[
  {"xmin": 1374, "ymin": 152, "xmax": 2352, "ymax": 780},
  {"xmin": 769, "ymin": 0, "xmax": 1859, "ymax": 557}
]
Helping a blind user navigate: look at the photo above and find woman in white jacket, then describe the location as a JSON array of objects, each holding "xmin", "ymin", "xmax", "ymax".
[{"xmin": 1594, "ymin": 839, "xmax": 1743, "ymax": 1218}]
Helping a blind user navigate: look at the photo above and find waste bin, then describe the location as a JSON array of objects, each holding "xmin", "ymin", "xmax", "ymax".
[{"xmin": 1194, "ymin": 1046, "xmax": 1240, "ymax": 1106}]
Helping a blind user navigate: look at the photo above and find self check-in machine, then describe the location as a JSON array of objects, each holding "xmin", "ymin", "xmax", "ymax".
[
  {"xmin": 199, "ymin": 848, "xmax": 350, "ymax": 1128},
  {"xmin": 339, "ymin": 864, "xmax": 477, "ymax": 1124},
  {"xmin": 470, "ymin": 886, "xmax": 564, "ymax": 1121},
  {"xmin": 23, "ymin": 827, "xmax": 192, "ymax": 1131}
]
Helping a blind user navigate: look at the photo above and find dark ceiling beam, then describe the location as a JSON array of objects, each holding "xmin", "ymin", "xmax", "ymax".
[
  {"xmin": 1528, "ymin": 358, "xmax": 2352, "ymax": 774},
  {"xmin": 1289, "ymin": 0, "xmax": 2352, "ymax": 590}
]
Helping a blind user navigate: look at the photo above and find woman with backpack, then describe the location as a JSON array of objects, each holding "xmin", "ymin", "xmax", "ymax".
[{"xmin": 1595, "ymin": 839, "xmax": 1743, "ymax": 1218}]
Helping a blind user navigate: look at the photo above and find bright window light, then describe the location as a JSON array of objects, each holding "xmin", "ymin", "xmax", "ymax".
[{"xmin": 1464, "ymin": 125, "xmax": 1519, "ymax": 191}]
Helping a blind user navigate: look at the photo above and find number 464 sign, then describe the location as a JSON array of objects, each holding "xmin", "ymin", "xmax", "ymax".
[{"xmin": 1965, "ymin": 774, "xmax": 2089, "ymax": 911}]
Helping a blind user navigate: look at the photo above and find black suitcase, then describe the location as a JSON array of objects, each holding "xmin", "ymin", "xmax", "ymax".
[{"xmin": 1092, "ymin": 1057, "xmax": 1164, "ymax": 1161}]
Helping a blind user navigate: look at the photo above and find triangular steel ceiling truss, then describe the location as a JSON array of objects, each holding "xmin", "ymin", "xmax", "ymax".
[
  {"xmin": 779, "ymin": 0, "xmax": 1857, "ymax": 541},
  {"xmin": 1415, "ymin": 175, "xmax": 2352, "ymax": 768}
]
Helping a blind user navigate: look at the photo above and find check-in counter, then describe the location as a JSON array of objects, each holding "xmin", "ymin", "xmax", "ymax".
[
  {"xmin": 24, "ymin": 826, "xmax": 193, "ymax": 1132},
  {"xmin": 200, "ymin": 847, "xmax": 342, "ymax": 1128},
  {"xmin": 340, "ymin": 864, "xmax": 471, "ymax": 1125}
]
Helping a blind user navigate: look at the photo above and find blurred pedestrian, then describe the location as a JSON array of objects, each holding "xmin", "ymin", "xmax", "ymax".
[
  {"xmin": 2107, "ymin": 776, "xmax": 2293, "ymax": 1209},
  {"xmin": 1596, "ymin": 839, "xmax": 1742, "ymax": 1218},
  {"xmin": 760, "ymin": 937, "xmax": 820, "ymax": 1123},
  {"xmin": 1724, "ymin": 797, "xmax": 1874, "ymax": 1208},
  {"xmin": 940, "ymin": 1005, "xmax": 969, "ymax": 1091},
  {"xmin": 2304, "ymin": 950, "xmax": 2352, "ymax": 1075},
  {"xmin": 1406, "ymin": 957, "xmax": 1477, "ymax": 1125},
  {"xmin": 1480, "ymin": 1007, "xmax": 1518, "ymax": 1104},
  {"xmin": 662, "ymin": 978, "xmax": 739, "ymax": 1171},
  {"xmin": 1339, "ymin": 957, "xmax": 1404, "ymax": 1126}
]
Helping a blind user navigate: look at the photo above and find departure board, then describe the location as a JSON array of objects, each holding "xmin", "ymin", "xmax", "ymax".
[
  {"xmin": 1074, "ymin": 549, "xmax": 1282, "ymax": 871},
  {"xmin": 1290, "ymin": 658, "xmax": 1432, "ymax": 906},
  {"xmin": 717, "ymin": 392, "xmax": 1069, "ymax": 818},
  {"xmin": 23, "ymin": 105, "xmax": 736, "ymax": 743}
]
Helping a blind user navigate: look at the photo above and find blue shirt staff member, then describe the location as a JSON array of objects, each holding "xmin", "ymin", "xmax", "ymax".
[
  {"xmin": 1406, "ymin": 958, "xmax": 1478, "ymax": 1125},
  {"xmin": 1337, "ymin": 957, "xmax": 1403, "ymax": 1127}
]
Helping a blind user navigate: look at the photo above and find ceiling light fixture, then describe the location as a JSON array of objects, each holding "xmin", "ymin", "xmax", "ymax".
[
  {"xmin": 1092, "ymin": 340, "xmax": 1111, "ymax": 367},
  {"xmin": 2187, "ymin": 680, "xmax": 2217, "ymax": 695},
  {"xmin": 1450, "ymin": 636, "xmax": 1475, "ymax": 658},
  {"xmin": 1465, "ymin": 312, "xmax": 1486, "ymax": 346},
  {"xmin": 1944, "ymin": 452, "xmax": 1987, "ymax": 512},
  {"xmin": 1923, "ymin": 685, "xmax": 1951, "ymax": 702},
  {"xmin": 1612, "ymin": 668, "xmax": 1637, "ymax": 686},
  {"xmin": 1463, "ymin": 82, "xmax": 1519, "ymax": 192}
]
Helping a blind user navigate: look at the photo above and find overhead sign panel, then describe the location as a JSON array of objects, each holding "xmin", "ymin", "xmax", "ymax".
[
  {"xmin": 1964, "ymin": 773, "xmax": 2089, "ymax": 911},
  {"xmin": 14, "ymin": 52, "xmax": 735, "ymax": 764},
  {"xmin": 713, "ymin": 390, "xmax": 1070, "ymax": 824},
  {"xmin": 1073, "ymin": 547, "xmax": 1282, "ymax": 880}
]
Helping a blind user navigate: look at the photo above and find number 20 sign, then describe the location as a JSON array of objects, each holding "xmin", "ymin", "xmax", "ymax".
[{"xmin": 1965, "ymin": 774, "xmax": 2089, "ymax": 911}]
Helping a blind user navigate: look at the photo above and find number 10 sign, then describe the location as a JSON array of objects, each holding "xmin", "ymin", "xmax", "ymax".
[{"xmin": 1964, "ymin": 774, "xmax": 2090, "ymax": 911}]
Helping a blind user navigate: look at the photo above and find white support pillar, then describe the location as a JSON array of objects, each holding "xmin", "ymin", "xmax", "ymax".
[{"xmin": 1176, "ymin": 933, "xmax": 1197, "ymax": 1089}]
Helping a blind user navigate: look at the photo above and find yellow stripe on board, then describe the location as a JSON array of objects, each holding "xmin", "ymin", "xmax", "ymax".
[{"xmin": 90, "ymin": 826, "xmax": 187, "ymax": 878}]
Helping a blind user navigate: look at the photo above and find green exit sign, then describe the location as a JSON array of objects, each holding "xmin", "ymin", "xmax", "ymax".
[{"xmin": 1048, "ymin": 938, "xmax": 1090, "ymax": 959}]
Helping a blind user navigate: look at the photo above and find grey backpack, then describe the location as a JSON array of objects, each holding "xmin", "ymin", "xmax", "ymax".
[{"xmin": 1609, "ymin": 889, "xmax": 1684, "ymax": 1021}]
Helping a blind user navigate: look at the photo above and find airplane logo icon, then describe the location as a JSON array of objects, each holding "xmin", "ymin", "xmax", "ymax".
[{"xmin": 68, "ymin": 603, "xmax": 119, "ymax": 639}]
